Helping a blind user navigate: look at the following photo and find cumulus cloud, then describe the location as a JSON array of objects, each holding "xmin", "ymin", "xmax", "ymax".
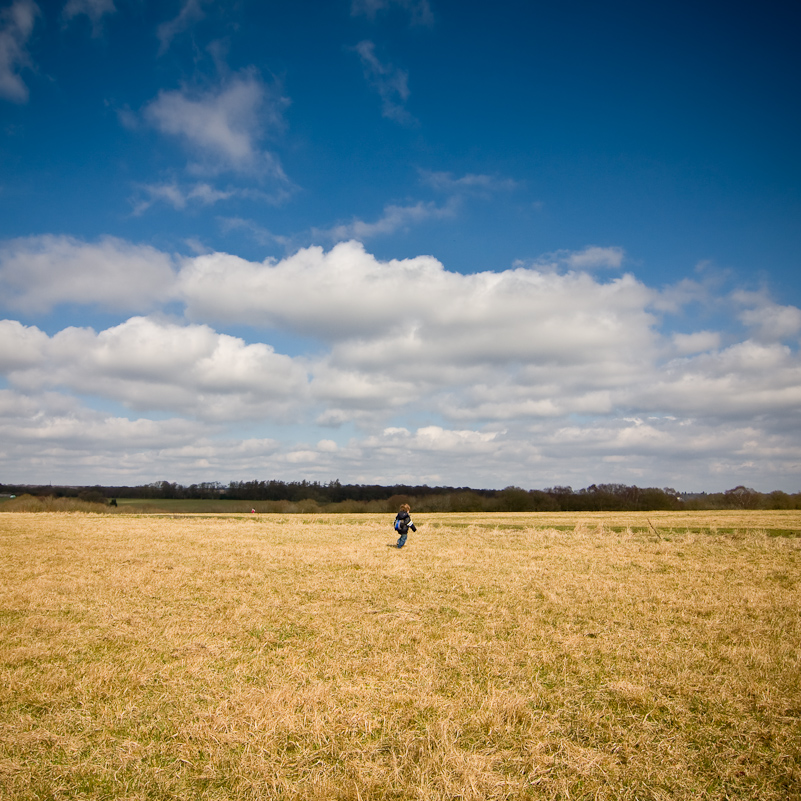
[
  {"xmin": 178, "ymin": 241, "xmax": 655, "ymax": 374},
  {"xmin": 0, "ymin": 235, "xmax": 177, "ymax": 313},
  {"xmin": 2, "ymin": 236, "xmax": 800, "ymax": 489},
  {"xmin": 367, "ymin": 425, "xmax": 498, "ymax": 454},
  {"xmin": 0, "ymin": 318, "xmax": 48, "ymax": 370},
  {"xmin": 671, "ymin": 330, "xmax": 721, "ymax": 356},
  {"xmin": 565, "ymin": 246, "xmax": 625, "ymax": 270},
  {"xmin": 630, "ymin": 340, "xmax": 801, "ymax": 421},
  {"xmin": 309, "ymin": 364, "xmax": 411, "ymax": 412},
  {"xmin": 143, "ymin": 70, "xmax": 289, "ymax": 177},
  {"xmin": 177, "ymin": 240, "xmax": 440, "ymax": 338},
  {"xmin": 354, "ymin": 40, "xmax": 415, "ymax": 125},
  {"xmin": 173, "ymin": 241, "xmax": 801, "ymax": 487},
  {"xmin": 734, "ymin": 290, "xmax": 801, "ymax": 342},
  {"xmin": 0, "ymin": 0, "xmax": 38, "ymax": 103},
  {"xmin": 0, "ymin": 389, "xmax": 200, "ymax": 451},
  {"xmin": 1, "ymin": 317, "xmax": 309, "ymax": 422},
  {"xmin": 175, "ymin": 241, "xmax": 662, "ymax": 429},
  {"xmin": 0, "ymin": 388, "xmax": 285, "ymax": 484}
]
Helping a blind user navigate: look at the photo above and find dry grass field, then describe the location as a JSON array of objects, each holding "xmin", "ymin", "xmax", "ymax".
[{"xmin": 1, "ymin": 510, "xmax": 799, "ymax": 800}]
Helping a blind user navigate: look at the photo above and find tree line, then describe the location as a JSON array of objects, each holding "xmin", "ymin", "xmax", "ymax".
[{"xmin": 2, "ymin": 480, "xmax": 799, "ymax": 512}]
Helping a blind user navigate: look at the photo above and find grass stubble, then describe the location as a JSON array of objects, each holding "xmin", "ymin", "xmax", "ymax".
[{"xmin": 0, "ymin": 511, "xmax": 799, "ymax": 800}]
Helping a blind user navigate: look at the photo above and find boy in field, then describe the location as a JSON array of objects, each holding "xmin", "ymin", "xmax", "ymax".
[{"xmin": 393, "ymin": 503, "xmax": 416, "ymax": 548}]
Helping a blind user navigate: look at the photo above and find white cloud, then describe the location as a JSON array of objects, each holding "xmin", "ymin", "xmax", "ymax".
[
  {"xmin": 0, "ymin": 389, "xmax": 201, "ymax": 450},
  {"xmin": 3, "ymin": 317, "xmax": 310, "ymax": 422},
  {"xmin": 178, "ymin": 241, "xmax": 653, "ymax": 370},
  {"xmin": 177, "ymin": 240, "xmax": 441, "ymax": 339},
  {"xmin": 354, "ymin": 40, "xmax": 415, "ymax": 125},
  {"xmin": 143, "ymin": 70, "xmax": 289, "ymax": 177},
  {"xmin": 0, "ymin": 318, "xmax": 48, "ymax": 370},
  {"xmin": 171, "ymin": 241, "xmax": 801, "ymax": 488},
  {"xmin": 3, "ymin": 379, "xmax": 800, "ymax": 489},
  {"xmin": 0, "ymin": 235, "xmax": 177, "ymax": 313},
  {"xmin": 565, "ymin": 245, "xmax": 625, "ymax": 270},
  {"xmin": 0, "ymin": 388, "xmax": 286, "ymax": 484},
  {"xmin": 651, "ymin": 276, "xmax": 711, "ymax": 313},
  {"xmin": 671, "ymin": 330, "xmax": 721, "ymax": 355},
  {"xmin": 176, "ymin": 241, "xmax": 659, "ymax": 425},
  {"xmin": 309, "ymin": 364, "xmax": 411, "ymax": 411},
  {"xmin": 734, "ymin": 290, "xmax": 801, "ymax": 342},
  {"xmin": 0, "ymin": 0, "xmax": 38, "ymax": 103},
  {"xmin": 630, "ymin": 340, "xmax": 801, "ymax": 420},
  {"xmin": 368, "ymin": 425, "xmax": 498, "ymax": 453},
  {"xmin": 2, "ymin": 237, "xmax": 800, "ymax": 490}
]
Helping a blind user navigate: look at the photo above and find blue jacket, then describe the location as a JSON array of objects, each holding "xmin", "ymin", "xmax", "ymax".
[{"xmin": 394, "ymin": 510, "xmax": 416, "ymax": 533}]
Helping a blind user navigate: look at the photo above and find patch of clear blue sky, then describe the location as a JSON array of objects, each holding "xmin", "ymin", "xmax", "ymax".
[{"xmin": 1, "ymin": 0, "xmax": 799, "ymax": 305}]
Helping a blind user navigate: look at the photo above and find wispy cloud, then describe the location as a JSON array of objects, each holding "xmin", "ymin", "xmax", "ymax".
[
  {"xmin": 351, "ymin": 0, "xmax": 434, "ymax": 26},
  {"xmin": 0, "ymin": 0, "xmax": 38, "ymax": 103},
  {"xmin": 354, "ymin": 40, "xmax": 415, "ymax": 125},
  {"xmin": 217, "ymin": 217, "xmax": 292, "ymax": 249},
  {"xmin": 314, "ymin": 171, "xmax": 518, "ymax": 244},
  {"xmin": 62, "ymin": 0, "xmax": 116, "ymax": 37},
  {"xmin": 315, "ymin": 198, "xmax": 457, "ymax": 242},
  {"xmin": 130, "ymin": 181, "xmax": 236, "ymax": 215},
  {"xmin": 156, "ymin": 0, "xmax": 208, "ymax": 55},
  {"xmin": 142, "ymin": 69, "xmax": 290, "ymax": 178},
  {"xmin": 518, "ymin": 245, "xmax": 626, "ymax": 272},
  {"xmin": 420, "ymin": 170, "xmax": 520, "ymax": 195},
  {"xmin": 130, "ymin": 178, "xmax": 295, "ymax": 216}
]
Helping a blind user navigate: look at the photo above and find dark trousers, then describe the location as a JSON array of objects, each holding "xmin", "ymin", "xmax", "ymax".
[{"xmin": 397, "ymin": 530, "xmax": 408, "ymax": 548}]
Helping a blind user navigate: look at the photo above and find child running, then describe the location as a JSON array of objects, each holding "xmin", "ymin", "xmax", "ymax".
[{"xmin": 393, "ymin": 503, "xmax": 417, "ymax": 548}]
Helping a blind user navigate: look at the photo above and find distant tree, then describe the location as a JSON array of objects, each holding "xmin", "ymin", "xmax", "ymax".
[
  {"xmin": 723, "ymin": 485, "xmax": 762, "ymax": 509},
  {"xmin": 544, "ymin": 486, "xmax": 573, "ymax": 511},
  {"xmin": 447, "ymin": 491, "xmax": 488, "ymax": 512},
  {"xmin": 77, "ymin": 489, "xmax": 106, "ymax": 505},
  {"xmin": 637, "ymin": 487, "xmax": 681, "ymax": 510},
  {"xmin": 158, "ymin": 481, "xmax": 181, "ymax": 499},
  {"xmin": 386, "ymin": 494, "xmax": 414, "ymax": 512},
  {"xmin": 497, "ymin": 486, "xmax": 533, "ymax": 512},
  {"xmin": 528, "ymin": 490, "xmax": 559, "ymax": 511},
  {"xmin": 766, "ymin": 490, "xmax": 793, "ymax": 509}
]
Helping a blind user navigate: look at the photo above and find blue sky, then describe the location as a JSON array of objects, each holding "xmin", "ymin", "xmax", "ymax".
[{"xmin": 1, "ymin": 0, "xmax": 800, "ymax": 491}]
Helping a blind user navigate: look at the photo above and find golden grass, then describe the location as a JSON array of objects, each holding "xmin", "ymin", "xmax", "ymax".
[{"xmin": 1, "ymin": 511, "xmax": 799, "ymax": 800}]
